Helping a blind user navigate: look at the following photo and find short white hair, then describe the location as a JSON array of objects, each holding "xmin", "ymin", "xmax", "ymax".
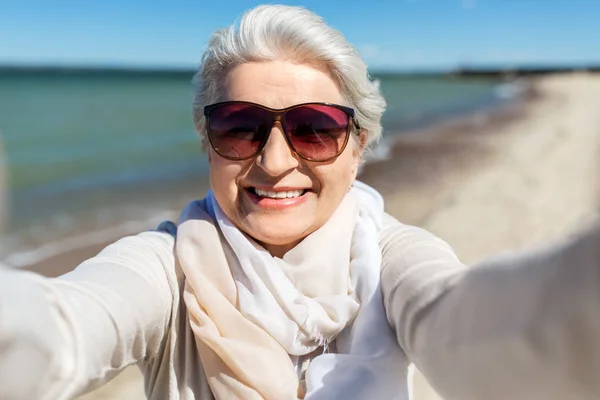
[{"xmin": 192, "ymin": 4, "xmax": 386, "ymax": 148}]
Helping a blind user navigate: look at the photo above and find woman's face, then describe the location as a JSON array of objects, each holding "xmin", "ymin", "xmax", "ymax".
[{"xmin": 208, "ymin": 60, "xmax": 362, "ymax": 257}]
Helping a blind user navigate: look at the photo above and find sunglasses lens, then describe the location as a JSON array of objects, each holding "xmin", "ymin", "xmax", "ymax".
[
  {"xmin": 207, "ymin": 104, "xmax": 272, "ymax": 159},
  {"xmin": 284, "ymin": 105, "xmax": 350, "ymax": 161}
]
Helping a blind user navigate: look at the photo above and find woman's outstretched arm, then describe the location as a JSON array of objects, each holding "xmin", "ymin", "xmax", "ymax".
[
  {"xmin": 380, "ymin": 215, "xmax": 600, "ymax": 400},
  {"xmin": 0, "ymin": 229, "xmax": 178, "ymax": 400}
]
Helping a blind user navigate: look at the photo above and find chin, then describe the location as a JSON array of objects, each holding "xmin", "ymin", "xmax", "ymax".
[{"xmin": 245, "ymin": 219, "xmax": 310, "ymax": 248}]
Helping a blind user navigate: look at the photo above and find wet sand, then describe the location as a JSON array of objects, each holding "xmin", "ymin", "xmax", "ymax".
[{"xmin": 23, "ymin": 73, "xmax": 600, "ymax": 399}]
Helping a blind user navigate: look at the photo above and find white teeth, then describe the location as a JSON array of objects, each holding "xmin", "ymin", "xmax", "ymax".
[{"xmin": 254, "ymin": 188, "xmax": 305, "ymax": 199}]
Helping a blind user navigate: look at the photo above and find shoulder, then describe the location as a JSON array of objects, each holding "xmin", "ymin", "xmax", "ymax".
[
  {"xmin": 379, "ymin": 213, "xmax": 459, "ymax": 258},
  {"xmin": 78, "ymin": 221, "xmax": 183, "ymax": 293},
  {"xmin": 97, "ymin": 223, "xmax": 177, "ymax": 261},
  {"xmin": 379, "ymin": 213, "xmax": 465, "ymax": 280},
  {"xmin": 378, "ymin": 213, "xmax": 466, "ymax": 311}
]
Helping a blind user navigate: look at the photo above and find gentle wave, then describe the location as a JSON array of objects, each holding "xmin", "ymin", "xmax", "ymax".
[
  {"xmin": 363, "ymin": 81, "xmax": 520, "ymax": 166},
  {"xmin": 494, "ymin": 80, "xmax": 529, "ymax": 99},
  {"xmin": 1, "ymin": 209, "xmax": 176, "ymax": 268}
]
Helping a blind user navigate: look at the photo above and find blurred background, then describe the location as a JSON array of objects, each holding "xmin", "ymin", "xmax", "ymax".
[
  {"xmin": 1, "ymin": 0, "xmax": 598, "ymax": 269},
  {"xmin": 1, "ymin": 1, "xmax": 599, "ymax": 398}
]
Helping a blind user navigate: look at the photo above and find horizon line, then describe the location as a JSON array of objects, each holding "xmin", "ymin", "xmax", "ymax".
[{"xmin": 1, "ymin": 62, "xmax": 600, "ymax": 76}]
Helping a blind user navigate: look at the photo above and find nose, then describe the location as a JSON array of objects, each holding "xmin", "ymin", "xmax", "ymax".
[{"xmin": 256, "ymin": 122, "xmax": 299, "ymax": 176}]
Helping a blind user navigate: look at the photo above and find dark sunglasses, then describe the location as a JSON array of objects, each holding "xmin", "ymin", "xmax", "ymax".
[{"xmin": 203, "ymin": 101, "xmax": 360, "ymax": 162}]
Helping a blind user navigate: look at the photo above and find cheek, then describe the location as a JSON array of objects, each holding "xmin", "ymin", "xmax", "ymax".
[
  {"xmin": 208, "ymin": 153, "xmax": 243, "ymax": 199},
  {"xmin": 312, "ymin": 152, "xmax": 358, "ymax": 198}
]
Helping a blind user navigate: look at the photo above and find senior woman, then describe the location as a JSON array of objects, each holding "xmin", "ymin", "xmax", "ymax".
[{"xmin": 1, "ymin": 4, "xmax": 600, "ymax": 400}]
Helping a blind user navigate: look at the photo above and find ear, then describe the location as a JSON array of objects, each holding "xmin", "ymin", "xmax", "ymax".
[
  {"xmin": 350, "ymin": 129, "xmax": 368, "ymax": 180},
  {"xmin": 358, "ymin": 129, "xmax": 368, "ymax": 152}
]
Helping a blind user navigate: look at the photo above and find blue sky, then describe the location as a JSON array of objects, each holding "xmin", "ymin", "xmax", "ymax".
[{"xmin": 1, "ymin": 0, "xmax": 599, "ymax": 71}]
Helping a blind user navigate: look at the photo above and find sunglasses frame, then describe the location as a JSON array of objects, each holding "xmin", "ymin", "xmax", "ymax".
[{"xmin": 203, "ymin": 101, "xmax": 360, "ymax": 162}]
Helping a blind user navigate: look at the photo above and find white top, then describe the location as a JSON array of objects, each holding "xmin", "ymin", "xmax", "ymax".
[{"xmin": 1, "ymin": 214, "xmax": 599, "ymax": 400}]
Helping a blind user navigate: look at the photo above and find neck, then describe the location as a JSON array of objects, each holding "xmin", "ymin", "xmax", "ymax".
[{"xmin": 261, "ymin": 240, "xmax": 300, "ymax": 259}]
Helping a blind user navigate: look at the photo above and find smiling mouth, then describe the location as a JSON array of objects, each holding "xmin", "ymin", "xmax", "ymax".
[{"xmin": 247, "ymin": 187, "xmax": 307, "ymax": 199}]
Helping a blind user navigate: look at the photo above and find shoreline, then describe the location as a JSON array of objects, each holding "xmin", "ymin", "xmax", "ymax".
[
  {"xmin": 360, "ymin": 79, "xmax": 537, "ymax": 225},
  {"xmin": 7, "ymin": 81, "xmax": 526, "ymax": 277}
]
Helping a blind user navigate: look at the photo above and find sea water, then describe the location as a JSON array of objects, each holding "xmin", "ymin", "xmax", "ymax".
[{"xmin": 0, "ymin": 68, "xmax": 510, "ymax": 263}]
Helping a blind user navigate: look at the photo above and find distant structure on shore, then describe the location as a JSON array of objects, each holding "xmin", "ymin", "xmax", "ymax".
[{"xmin": 451, "ymin": 65, "xmax": 600, "ymax": 79}]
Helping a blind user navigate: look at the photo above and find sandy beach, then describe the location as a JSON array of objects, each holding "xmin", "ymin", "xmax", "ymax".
[{"xmin": 23, "ymin": 73, "xmax": 599, "ymax": 399}]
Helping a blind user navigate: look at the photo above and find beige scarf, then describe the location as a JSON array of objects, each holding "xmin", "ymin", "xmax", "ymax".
[{"xmin": 176, "ymin": 183, "xmax": 407, "ymax": 400}]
